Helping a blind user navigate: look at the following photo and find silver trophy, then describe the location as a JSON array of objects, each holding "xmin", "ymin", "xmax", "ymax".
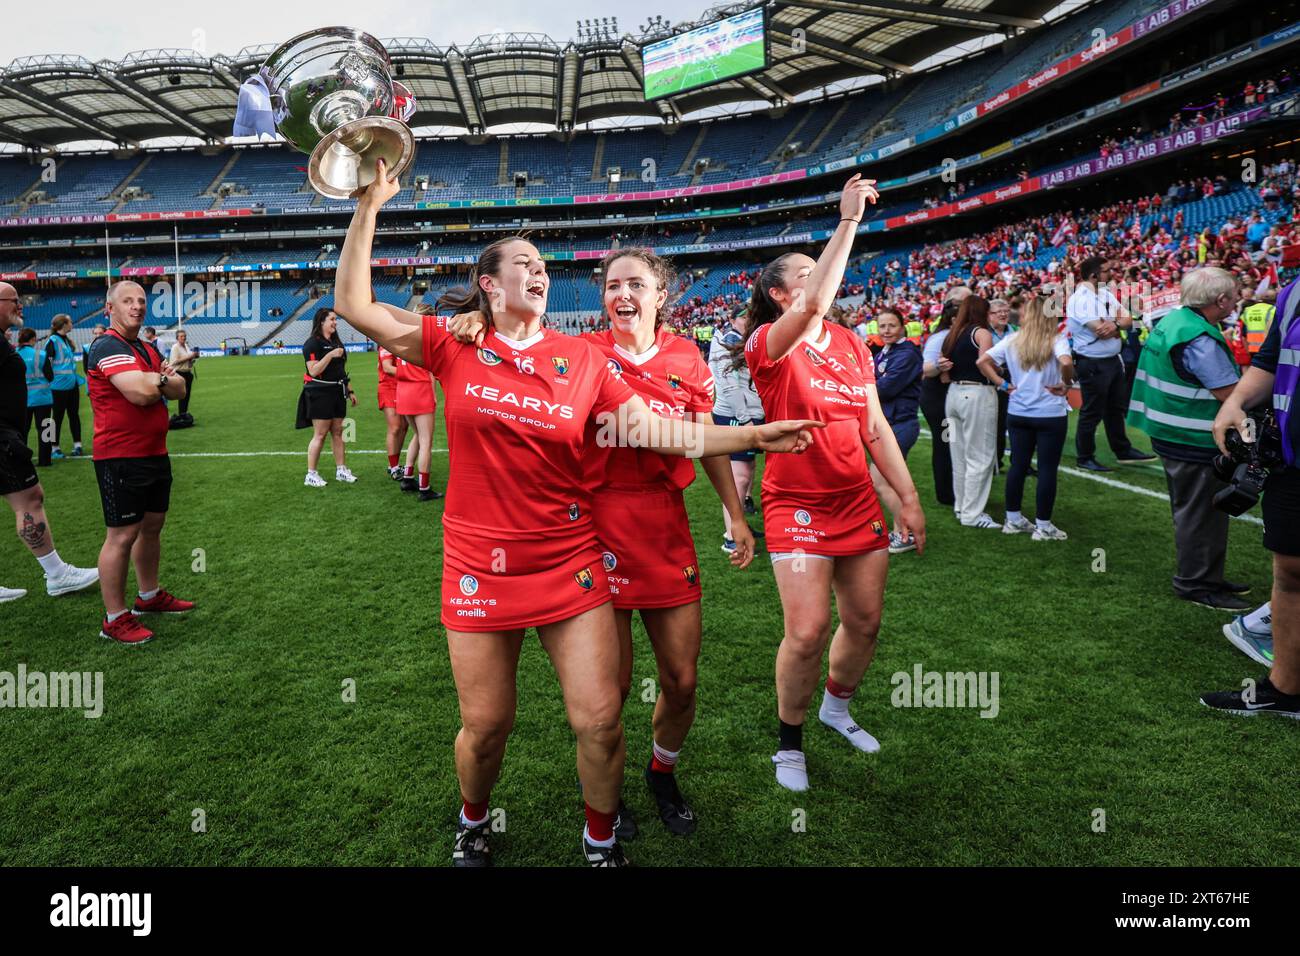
[{"xmin": 261, "ymin": 27, "xmax": 415, "ymax": 199}]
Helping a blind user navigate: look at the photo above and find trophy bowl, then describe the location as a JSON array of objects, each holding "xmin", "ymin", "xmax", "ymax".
[{"xmin": 262, "ymin": 26, "xmax": 415, "ymax": 199}]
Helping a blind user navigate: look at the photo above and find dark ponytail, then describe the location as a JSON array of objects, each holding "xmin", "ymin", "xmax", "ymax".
[
  {"xmin": 744, "ymin": 253, "xmax": 797, "ymax": 339},
  {"xmin": 436, "ymin": 236, "xmax": 531, "ymax": 318}
]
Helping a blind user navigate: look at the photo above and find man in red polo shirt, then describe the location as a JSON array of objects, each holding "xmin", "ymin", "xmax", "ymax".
[{"xmin": 88, "ymin": 281, "xmax": 194, "ymax": 645}]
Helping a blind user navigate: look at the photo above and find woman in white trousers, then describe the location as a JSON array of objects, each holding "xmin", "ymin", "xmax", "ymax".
[{"xmin": 941, "ymin": 295, "xmax": 1001, "ymax": 529}]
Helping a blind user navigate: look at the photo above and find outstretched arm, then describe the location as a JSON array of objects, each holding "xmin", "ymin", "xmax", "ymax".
[
  {"xmin": 604, "ymin": 393, "xmax": 821, "ymax": 458},
  {"xmin": 764, "ymin": 174, "xmax": 878, "ymax": 363},
  {"xmin": 334, "ymin": 159, "xmax": 424, "ymax": 364}
]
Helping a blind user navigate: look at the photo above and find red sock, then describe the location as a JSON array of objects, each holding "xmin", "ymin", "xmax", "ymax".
[
  {"xmin": 419, "ymin": 472, "xmax": 430, "ymax": 491},
  {"xmin": 650, "ymin": 754, "xmax": 675, "ymax": 774},
  {"xmin": 826, "ymin": 676, "xmax": 856, "ymax": 699},
  {"xmin": 404, "ymin": 465, "xmax": 415, "ymax": 478},
  {"xmin": 584, "ymin": 801, "xmax": 616, "ymax": 843},
  {"xmin": 387, "ymin": 454, "xmax": 399, "ymax": 468},
  {"xmin": 462, "ymin": 796, "xmax": 489, "ymax": 824}
]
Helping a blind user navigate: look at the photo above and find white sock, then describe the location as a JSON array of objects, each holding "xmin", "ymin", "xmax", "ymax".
[
  {"xmin": 1036, "ymin": 517, "xmax": 1054, "ymax": 530},
  {"xmin": 818, "ymin": 688, "xmax": 881, "ymax": 753},
  {"xmin": 583, "ymin": 824, "xmax": 615, "ymax": 848},
  {"xmin": 651, "ymin": 740, "xmax": 679, "ymax": 771},
  {"xmin": 307, "ymin": 469, "xmax": 320, "ymax": 477},
  {"xmin": 106, "ymin": 609, "xmax": 127, "ymax": 622},
  {"xmin": 772, "ymin": 749, "xmax": 808, "ymax": 792},
  {"xmin": 460, "ymin": 808, "xmax": 489, "ymax": 827},
  {"xmin": 36, "ymin": 550, "xmax": 65, "ymax": 575},
  {"xmin": 1006, "ymin": 510, "xmax": 1023, "ymax": 523},
  {"xmin": 139, "ymin": 588, "xmax": 158, "ymax": 601},
  {"xmin": 1244, "ymin": 602, "xmax": 1273, "ymax": 635}
]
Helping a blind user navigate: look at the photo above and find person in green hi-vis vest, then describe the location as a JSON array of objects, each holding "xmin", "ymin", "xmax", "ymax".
[{"xmin": 1127, "ymin": 266, "xmax": 1250, "ymax": 612}]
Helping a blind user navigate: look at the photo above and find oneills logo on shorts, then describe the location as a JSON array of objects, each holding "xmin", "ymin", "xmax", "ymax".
[
  {"xmin": 574, "ymin": 567, "xmax": 594, "ymax": 590},
  {"xmin": 568, "ymin": 502, "xmax": 580, "ymax": 521},
  {"xmin": 794, "ymin": 509, "xmax": 813, "ymax": 527},
  {"xmin": 682, "ymin": 564, "xmax": 698, "ymax": 585},
  {"xmin": 602, "ymin": 551, "xmax": 617, "ymax": 572},
  {"xmin": 459, "ymin": 574, "xmax": 479, "ymax": 595},
  {"xmin": 871, "ymin": 519, "xmax": 885, "ymax": 536},
  {"xmin": 477, "ymin": 347, "xmax": 503, "ymax": 366},
  {"xmin": 552, "ymin": 356, "xmax": 569, "ymax": 374}
]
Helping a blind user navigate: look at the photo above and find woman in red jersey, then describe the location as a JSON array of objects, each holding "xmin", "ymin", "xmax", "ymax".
[
  {"xmin": 745, "ymin": 174, "xmax": 926, "ymax": 793},
  {"xmin": 334, "ymin": 160, "xmax": 819, "ymax": 868},
  {"xmin": 393, "ymin": 349, "xmax": 442, "ymax": 502},
  {"xmin": 449, "ymin": 248, "xmax": 756, "ymax": 839},
  {"xmin": 376, "ymin": 344, "xmax": 408, "ymax": 480}
]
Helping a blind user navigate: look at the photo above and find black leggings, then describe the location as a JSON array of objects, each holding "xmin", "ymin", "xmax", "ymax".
[
  {"xmin": 52, "ymin": 388, "xmax": 81, "ymax": 445},
  {"xmin": 178, "ymin": 371, "xmax": 194, "ymax": 416},
  {"xmin": 25, "ymin": 405, "xmax": 54, "ymax": 467},
  {"xmin": 1005, "ymin": 414, "xmax": 1067, "ymax": 520},
  {"xmin": 919, "ymin": 378, "xmax": 953, "ymax": 506}
]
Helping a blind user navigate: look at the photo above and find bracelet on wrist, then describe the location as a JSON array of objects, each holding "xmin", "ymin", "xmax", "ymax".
[{"xmin": 841, "ymin": 218, "xmax": 861, "ymax": 224}]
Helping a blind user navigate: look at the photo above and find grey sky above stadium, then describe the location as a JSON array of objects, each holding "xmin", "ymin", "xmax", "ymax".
[{"xmin": 2, "ymin": 0, "xmax": 713, "ymax": 62}]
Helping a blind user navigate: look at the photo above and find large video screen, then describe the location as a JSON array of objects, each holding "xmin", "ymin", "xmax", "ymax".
[{"xmin": 641, "ymin": 7, "xmax": 768, "ymax": 101}]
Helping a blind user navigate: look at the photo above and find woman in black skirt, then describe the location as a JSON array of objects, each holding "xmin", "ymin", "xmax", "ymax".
[{"xmin": 296, "ymin": 308, "xmax": 357, "ymax": 487}]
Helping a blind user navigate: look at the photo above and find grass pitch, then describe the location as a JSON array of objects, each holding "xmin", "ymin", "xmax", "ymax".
[{"xmin": 0, "ymin": 353, "xmax": 1292, "ymax": 867}]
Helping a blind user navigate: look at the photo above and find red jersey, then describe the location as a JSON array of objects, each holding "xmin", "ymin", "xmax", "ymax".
[
  {"xmin": 86, "ymin": 328, "xmax": 169, "ymax": 460},
  {"xmin": 377, "ymin": 346, "xmax": 396, "ymax": 382},
  {"xmin": 582, "ymin": 327, "xmax": 714, "ymax": 490},
  {"xmin": 419, "ymin": 316, "xmax": 634, "ymax": 540},
  {"xmin": 745, "ymin": 321, "xmax": 876, "ymax": 497},
  {"xmin": 395, "ymin": 352, "xmax": 431, "ymax": 383}
]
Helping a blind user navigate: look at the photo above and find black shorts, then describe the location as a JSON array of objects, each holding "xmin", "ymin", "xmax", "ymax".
[
  {"xmin": 0, "ymin": 429, "xmax": 39, "ymax": 496},
  {"xmin": 711, "ymin": 413, "xmax": 765, "ymax": 462},
  {"xmin": 94, "ymin": 455, "xmax": 172, "ymax": 527},
  {"xmin": 1262, "ymin": 465, "xmax": 1300, "ymax": 557},
  {"xmin": 296, "ymin": 384, "xmax": 347, "ymax": 428}
]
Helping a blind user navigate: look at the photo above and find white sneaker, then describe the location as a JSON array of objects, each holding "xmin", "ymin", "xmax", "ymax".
[
  {"xmin": 963, "ymin": 513, "xmax": 1002, "ymax": 530},
  {"xmin": 1032, "ymin": 522, "xmax": 1068, "ymax": 541},
  {"xmin": 335, "ymin": 466, "xmax": 357, "ymax": 484},
  {"xmin": 772, "ymin": 750, "xmax": 809, "ymax": 792},
  {"xmin": 1002, "ymin": 515, "xmax": 1033, "ymax": 535},
  {"xmin": 304, "ymin": 471, "xmax": 327, "ymax": 488},
  {"xmin": 46, "ymin": 564, "xmax": 99, "ymax": 597},
  {"xmin": 0, "ymin": 585, "xmax": 27, "ymax": 603}
]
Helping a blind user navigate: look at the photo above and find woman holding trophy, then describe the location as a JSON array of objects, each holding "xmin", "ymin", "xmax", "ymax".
[{"xmin": 333, "ymin": 158, "xmax": 820, "ymax": 868}]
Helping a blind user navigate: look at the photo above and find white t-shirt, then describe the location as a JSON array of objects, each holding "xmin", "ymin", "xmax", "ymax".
[
  {"xmin": 985, "ymin": 331, "xmax": 1072, "ymax": 418},
  {"xmin": 922, "ymin": 329, "xmax": 948, "ymax": 367}
]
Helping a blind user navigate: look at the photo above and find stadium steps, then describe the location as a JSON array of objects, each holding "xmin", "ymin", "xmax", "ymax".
[
  {"xmin": 17, "ymin": 158, "xmax": 65, "ymax": 206},
  {"xmin": 857, "ymin": 83, "xmax": 923, "ymax": 151},
  {"xmin": 767, "ymin": 110, "xmax": 815, "ymax": 167},
  {"xmin": 798, "ymin": 99, "xmax": 852, "ymax": 163},
  {"xmin": 254, "ymin": 294, "xmax": 320, "ymax": 347},
  {"xmin": 106, "ymin": 155, "xmax": 152, "ymax": 209},
  {"xmin": 405, "ymin": 293, "xmax": 424, "ymax": 311},
  {"xmin": 589, "ymin": 135, "xmax": 605, "ymax": 182},
  {"xmin": 203, "ymin": 151, "xmax": 242, "ymax": 197},
  {"xmin": 497, "ymin": 140, "xmax": 510, "ymax": 187},
  {"xmin": 676, "ymin": 125, "xmax": 709, "ymax": 177}
]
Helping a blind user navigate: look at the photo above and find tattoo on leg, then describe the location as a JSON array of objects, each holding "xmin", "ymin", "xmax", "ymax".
[{"xmin": 19, "ymin": 512, "xmax": 47, "ymax": 550}]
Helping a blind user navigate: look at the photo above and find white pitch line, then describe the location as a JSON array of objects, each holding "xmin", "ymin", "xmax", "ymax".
[{"xmin": 915, "ymin": 429, "xmax": 1263, "ymax": 526}]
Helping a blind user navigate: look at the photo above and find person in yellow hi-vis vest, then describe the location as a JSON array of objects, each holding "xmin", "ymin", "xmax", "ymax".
[
  {"xmin": 1241, "ymin": 299, "xmax": 1275, "ymax": 355},
  {"xmin": 904, "ymin": 316, "xmax": 923, "ymax": 345}
]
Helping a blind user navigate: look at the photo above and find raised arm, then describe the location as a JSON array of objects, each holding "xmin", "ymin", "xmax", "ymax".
[
  {"xmin": 334, "ymin": 159, "xmax": 424, "ymax": 364},
  {"xmin": 765, "ymin": 175, "xmax": 878, "ymax": 362}
]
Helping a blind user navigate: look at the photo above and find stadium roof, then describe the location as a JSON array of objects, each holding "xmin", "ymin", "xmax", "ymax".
[{"xmin": 0, "ymin": 0, "xmax": 1069, "ymax": 147}]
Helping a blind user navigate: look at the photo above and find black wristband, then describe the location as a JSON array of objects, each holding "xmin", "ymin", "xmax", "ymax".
[{"xmin": 841, "ymin": 218, "xmax": 861, "ymax": 224}]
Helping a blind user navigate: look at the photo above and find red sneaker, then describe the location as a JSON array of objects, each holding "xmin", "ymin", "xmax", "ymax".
[
  {"xmin": 133, "ymin": 589, "xmax": 196, "ymax": 614},
  {"xmin": 100, "ymin": 614, "xmax": 154, "ymax": 645}
]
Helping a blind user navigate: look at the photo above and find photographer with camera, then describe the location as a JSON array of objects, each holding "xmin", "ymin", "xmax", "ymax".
[
  {"xmin": 1201, "ymin": 274, "xmax": 1300, "ymax": 719},
  {"xmin": 1127, "ymin": 267, "xmax": 1250, "ymax": 611}
]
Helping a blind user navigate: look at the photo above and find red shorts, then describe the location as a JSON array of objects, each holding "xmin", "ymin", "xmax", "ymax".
[
  {"xmin": 763, "ymin": 484, "xmax": 888, "ymax": 557},
  {"xmin": 378, "ymin": 379, "xmax": 397, "ymax": 410},
  {"xmin": 441, "ymin": 526, "xmax": 611, "ymax": 632},
  {"xmin": 593, "ymin": 484, "xmax": 700, "ymax": 610},
  {"xmin": 396, "ymin": 377, "xmax": 435, "ymax": 416}
]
